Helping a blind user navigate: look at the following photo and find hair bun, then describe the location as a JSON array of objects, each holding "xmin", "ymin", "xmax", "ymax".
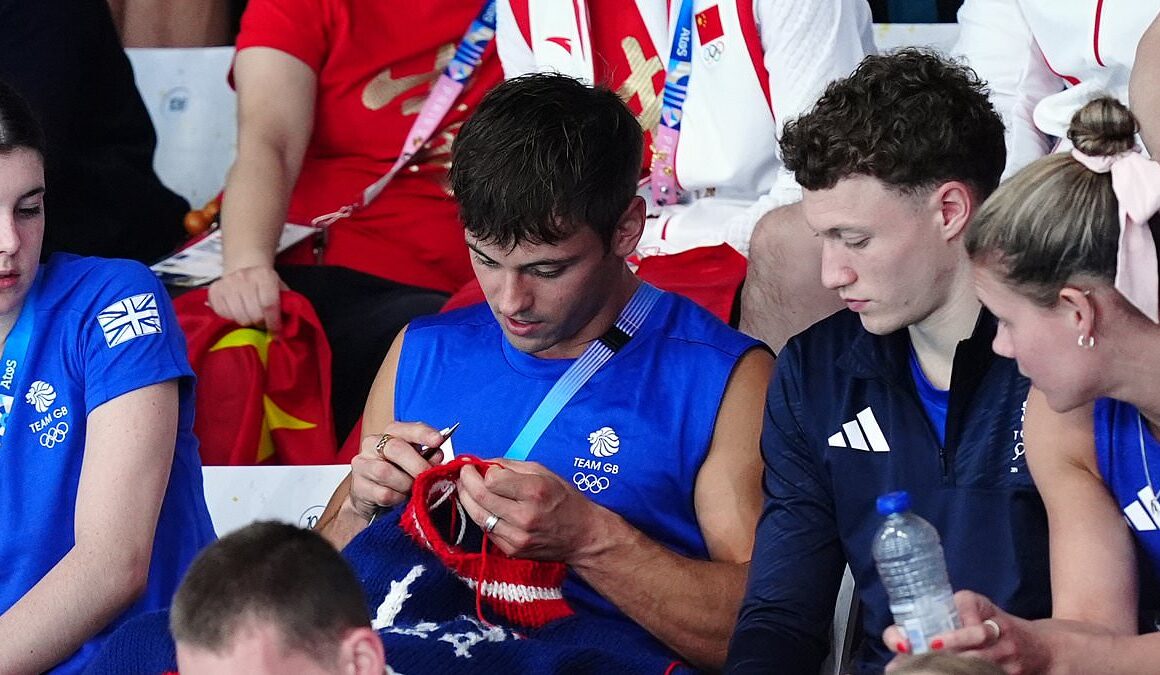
[{"xmin": 1067, "ymin": 97, "xmax": 1138, "ymax": 156}]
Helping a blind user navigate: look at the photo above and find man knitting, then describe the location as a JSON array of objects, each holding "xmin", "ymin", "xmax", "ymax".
[{"xmin": 317, "ymin": 72, "xmax": 772, "ymax": 671}]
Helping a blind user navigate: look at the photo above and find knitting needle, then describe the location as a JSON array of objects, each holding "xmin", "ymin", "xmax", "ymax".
[
  {"xmin": 420, "ymin": 421, "xmax": 460, "ymax": 460},
  {"xmin": 369, "ymin": 422, "xmax": 460, "ymax": 524}
]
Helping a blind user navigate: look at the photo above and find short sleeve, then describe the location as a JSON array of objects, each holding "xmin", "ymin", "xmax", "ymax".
[
  {"xmin": 235, "ymin": 0, "xmax": 333, "ymax": 73},
  {"xmin": 81, "ymin": 262, "xmax": 194, "ymax": 415}
]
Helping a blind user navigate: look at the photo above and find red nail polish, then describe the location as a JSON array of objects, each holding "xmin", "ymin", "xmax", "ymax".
[
  {"xmin": 896, "ymin": 641, "xmax": 909, "ymax": 654},
  {"xmin": 931, "ymin": 639, "xmax": 944, "ymax": 650}
]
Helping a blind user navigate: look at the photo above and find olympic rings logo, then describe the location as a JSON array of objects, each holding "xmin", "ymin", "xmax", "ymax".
[
  {"xmin": 40, "ymin": 422, "xmax": 69, "ymax": 448},
  {"xmin": 572, "ymin": 472, "xmax": 611, "ymax": 494},
  {"xmin": 701, "ymin": 40, "xmax": 725, "ymax": 64}
]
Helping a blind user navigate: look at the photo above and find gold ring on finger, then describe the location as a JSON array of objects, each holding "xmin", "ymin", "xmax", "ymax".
[{"xmin": 374, "ymin": 434, "xmax": 393, "ymax": 462}]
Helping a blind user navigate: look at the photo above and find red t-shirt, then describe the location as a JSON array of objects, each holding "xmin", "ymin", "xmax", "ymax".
[{"xmin": 236, "ymin": 0, "xmax": 501, "ymax": 293}]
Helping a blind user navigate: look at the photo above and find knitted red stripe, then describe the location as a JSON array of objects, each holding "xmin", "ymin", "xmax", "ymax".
[{"xmin": 401, "ymin": 456, "xmax": 574, "ymax": 628}]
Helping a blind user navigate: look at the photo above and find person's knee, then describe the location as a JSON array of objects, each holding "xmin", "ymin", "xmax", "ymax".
[
  {"xmin": 741, "ymin": 201, "xmax": 839, "ymax": 351},
  {"xmin": 748, "ymin": 202, "xmax": 806, "ymax": 268}
]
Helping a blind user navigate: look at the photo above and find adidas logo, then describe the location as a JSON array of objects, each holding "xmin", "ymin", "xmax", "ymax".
[
  {"xmin": 1123, "ymin": 484, "xmax": 1160, "ymax": 532},
  {"xmin": 827, "ymin": 406, "xmax": 891, "ymax": 453}
]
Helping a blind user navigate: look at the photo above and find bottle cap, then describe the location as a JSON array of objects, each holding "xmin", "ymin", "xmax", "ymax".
[{"xmin": 876, "ymin": 490, "xmax": 910, "ymax": 516}]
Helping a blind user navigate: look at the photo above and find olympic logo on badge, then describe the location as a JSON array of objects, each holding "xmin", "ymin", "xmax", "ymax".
[
  {"xmin": 572, "ymin": 472, "xmax": 610, "ymax": 494},
  {"xmin": 701, "ymin": 39, "xmax": 725, "ymax": 64},
  {"xmin": 40, "ymin": 421, "xmax": 69, "ymax": 448}
]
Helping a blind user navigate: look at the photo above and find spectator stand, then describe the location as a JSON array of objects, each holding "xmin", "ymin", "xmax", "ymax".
[{"xmin": 129, "ymin": 26, "xmax": 959, "ymax": 674}]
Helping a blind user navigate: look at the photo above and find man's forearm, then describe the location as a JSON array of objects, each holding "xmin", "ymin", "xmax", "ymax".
[
  {"xmin": 315, "ymin": 477, "xmax": 370, "ymax": 550},
  {"xmin": 570, "ymin": 510, "xmax": 748, "ymax": 670},
  {"xmin": 726, "ymin": 623, "xmax": 829, "ymax": 675}
]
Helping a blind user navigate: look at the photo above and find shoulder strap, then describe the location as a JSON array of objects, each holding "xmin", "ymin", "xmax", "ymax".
[{"xmin": 504, "ymin": 283, "xmax": 663, "ymax": 461}]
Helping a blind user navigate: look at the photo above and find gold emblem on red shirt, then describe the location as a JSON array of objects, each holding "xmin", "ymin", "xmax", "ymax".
[
  {"xmin": 615, "ymin": 37, "xmax": 663, "ymax": 136},
  {"xmin": 361, "ymin": 43, "xmax": 455, "ymax": 114}
]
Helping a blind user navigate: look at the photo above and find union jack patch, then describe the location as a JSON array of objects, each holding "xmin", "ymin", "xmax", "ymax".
[{"xmin": 97, "ymin": 293, "xmax": 162, "ymax": 348}]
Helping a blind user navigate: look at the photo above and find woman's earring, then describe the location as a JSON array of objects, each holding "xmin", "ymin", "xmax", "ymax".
[{"xmin": 1077, "ymin": 334, "xmax": 1096, "ymax": 349}]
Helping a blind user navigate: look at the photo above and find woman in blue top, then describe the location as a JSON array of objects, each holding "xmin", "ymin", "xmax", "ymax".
[
  {"xmin": 884, "ymin": 97, "xmax": 1160, "ymax": 673},
  {"xmin": 0, "ymin": 80, "xmax": 215, "ymax": 672}
]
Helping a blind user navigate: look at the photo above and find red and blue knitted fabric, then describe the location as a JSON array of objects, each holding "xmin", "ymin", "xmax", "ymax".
[
  {"xmin": 350, "ymin": 455, "xmax": 690, "ymax": 672},
  {"xmin": 85, "ymin": 457, "xmax": 690, "ymax": 674}
]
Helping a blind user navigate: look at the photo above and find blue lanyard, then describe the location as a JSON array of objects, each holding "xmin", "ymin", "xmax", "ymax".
[
  {"xmin": 658, "ymin": 0, "xmax": 696, "ymax": 132},
  {"xmin": 446, "ymin": 0, "xmax": 497, "ymax": 83},
  {"xmin": 0, "ymin": 275, "xmax": 40, "ymax": 446},
  {"xmin": 504, "ymin": 283, "xmax": 663, "ymax": 461}
]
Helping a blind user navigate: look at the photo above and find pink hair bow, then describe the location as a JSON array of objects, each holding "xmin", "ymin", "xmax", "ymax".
[{"xmin": 1071, "ymin": 148, "xmax": 1160, "ymax": 323}]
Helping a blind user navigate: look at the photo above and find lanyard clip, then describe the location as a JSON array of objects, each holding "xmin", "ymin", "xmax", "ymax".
[
  {"xmin": 311, "ymin": 205, "xmax": 354, "ymax": 229},
  {"xmin": 309, "ymin": 205, "xmax": 354, "ymax": 263}
]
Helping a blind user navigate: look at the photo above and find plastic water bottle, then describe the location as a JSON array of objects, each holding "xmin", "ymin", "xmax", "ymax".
[{"xmin": 872, "ymin": 490, "xmax": 961, "ymax": 654}]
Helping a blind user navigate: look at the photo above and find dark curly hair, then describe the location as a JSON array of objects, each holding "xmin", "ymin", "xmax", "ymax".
[
  {"xmin": 780, "ymin": 48, "xmax": 1006, "ymax": 200},
  {"xmin": 450, "ymin": 73, "xmax": 643, "ymax": 251}
]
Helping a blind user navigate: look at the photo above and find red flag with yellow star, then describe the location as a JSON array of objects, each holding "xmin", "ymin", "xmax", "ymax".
[{"xmin": 175, "ymin": 289, "xmax": 338, "ymax": 465}]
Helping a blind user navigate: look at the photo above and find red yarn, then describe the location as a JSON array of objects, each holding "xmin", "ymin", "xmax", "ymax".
[
  {"xmin": 475, "ymin": 533, "xmax": 495, "ymax": 628},
  {"xmin": 401, "ymin": 456, "xmax": 573, "ymax": 628}
]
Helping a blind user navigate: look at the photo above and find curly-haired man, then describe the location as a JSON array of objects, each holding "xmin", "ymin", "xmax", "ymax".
[{"xmin": 725, "ymin": 49, "xmax": 1052, "ymax": 675}]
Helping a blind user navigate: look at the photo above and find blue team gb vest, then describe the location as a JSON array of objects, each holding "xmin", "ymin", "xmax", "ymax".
[{"xmin": 393, "ymin": 293, "xmax": 758, "ymax": 625}]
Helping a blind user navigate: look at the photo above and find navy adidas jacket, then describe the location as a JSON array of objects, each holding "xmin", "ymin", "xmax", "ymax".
[{"xmin": 726, "ymin": 309, "xmax": 1051, "ymax": 675}]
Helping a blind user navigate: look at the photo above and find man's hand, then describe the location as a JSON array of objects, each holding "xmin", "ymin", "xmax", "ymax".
[
  {"xmin": 884, "ymin": 590, "xmax": 1051, "ymax": 674},
  {"xmin": 456, "ymin": 459, "xmax": 604, "ymax": 562},
  {"xmin": 346, "ymin": 421, "xmax": 447, "ymax": 521},
  {"xmin": 207, "ymin": 264, "xmax": 285, "ymax": 333}
]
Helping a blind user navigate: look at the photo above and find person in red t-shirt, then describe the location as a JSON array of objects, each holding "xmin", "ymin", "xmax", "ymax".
[{"xmin": 206, "ymin": 0, "xmax": 501, "ymax": 440}]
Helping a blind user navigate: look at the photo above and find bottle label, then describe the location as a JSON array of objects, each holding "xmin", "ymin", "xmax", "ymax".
[{"xmin": 890, "ymin": 590, "xmax": 961, "ymax": 655}]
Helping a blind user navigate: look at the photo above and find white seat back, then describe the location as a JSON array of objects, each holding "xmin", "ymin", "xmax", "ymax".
[
  {"xmin": 126, "ymin": 46, "xmax": 238, "ymax": 209},
  {"xmin": 202, "ymin": 464, "xmax": 349, "ymax": 537}
]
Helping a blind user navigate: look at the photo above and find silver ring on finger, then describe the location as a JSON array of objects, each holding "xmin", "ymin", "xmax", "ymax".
[
  {"xmin": 483, "ymin": 513, "xmax": 500, "ymax": 534},
  {"xmin": 983, "ymin": 618, "xmax": 1002, "ymax": 642}
]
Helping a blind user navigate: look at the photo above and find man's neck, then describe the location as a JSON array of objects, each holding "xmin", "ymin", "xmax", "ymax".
[
  {"xmin": 538, "ymin": 268, "xmax": 641, "ymax": 360},
  {"xmin": 907, "ymin": 275, "xmax": 980, "ymax": 391}
]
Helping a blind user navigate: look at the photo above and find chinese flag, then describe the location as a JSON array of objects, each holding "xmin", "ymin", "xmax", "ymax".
[{"xmin": 695, "ymin": 5, "xmax": 724, "ymax": 43}]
